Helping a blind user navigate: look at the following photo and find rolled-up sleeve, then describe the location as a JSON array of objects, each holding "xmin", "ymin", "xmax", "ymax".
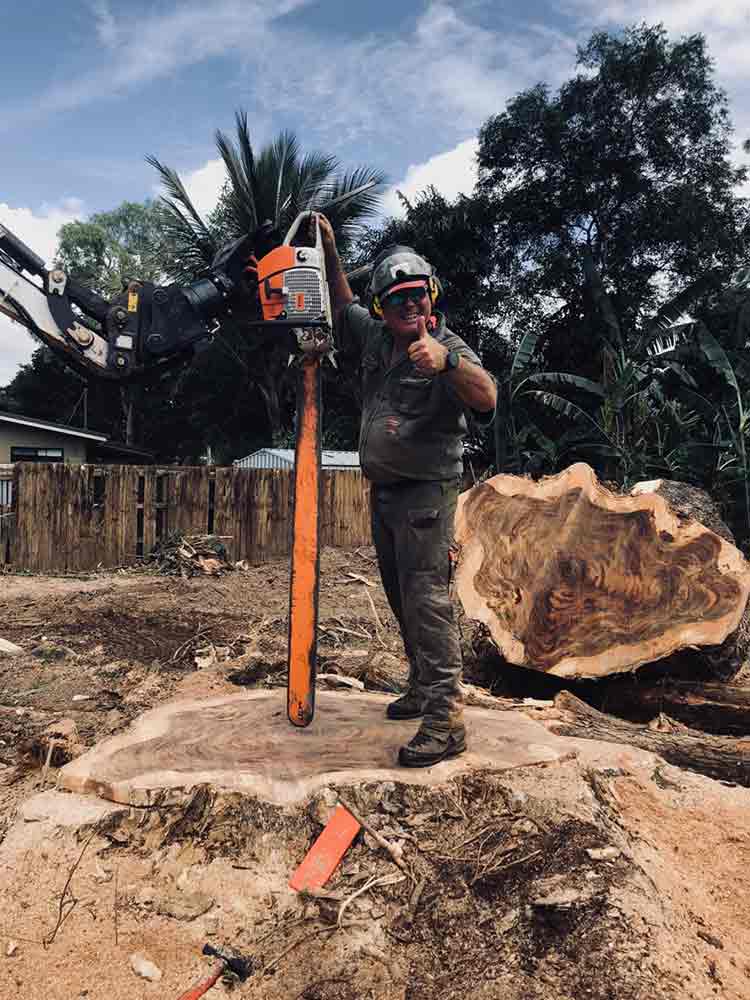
[
  {"xmin": 442, "ymin": 332, "xmax": 496, "ymax": 426},
  {"xmin": 337, "ymin": 303, "xmax": 380, "ymax": 360}
]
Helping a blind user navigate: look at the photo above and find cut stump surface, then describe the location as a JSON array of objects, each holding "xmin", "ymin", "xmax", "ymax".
[
  {"xmin": 455, "ymin": 463, "xmax": 750, "ymax": 678},
  {"xmin": 59, "ymin": 690, "xmax": 569, "ymax": 806}
]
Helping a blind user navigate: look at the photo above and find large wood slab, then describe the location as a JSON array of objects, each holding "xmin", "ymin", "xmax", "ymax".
[
  {"xmin": 60, "ymin": 690, "xmax": 569, "ymax": 806},
  {"xmin": 455, "ymin": 463, "xmax": 750, "ymax": 678}
]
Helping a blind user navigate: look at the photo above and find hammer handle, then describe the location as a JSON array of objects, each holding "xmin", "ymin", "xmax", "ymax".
[{"xmin": 174, "ymin": 961, "xmax": 224, "ymax": 1000}]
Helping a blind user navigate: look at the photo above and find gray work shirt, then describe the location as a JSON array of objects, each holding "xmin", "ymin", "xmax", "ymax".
[{"xmin": 339, "ymin": 303, "xmax": 492, "ymax": 484}]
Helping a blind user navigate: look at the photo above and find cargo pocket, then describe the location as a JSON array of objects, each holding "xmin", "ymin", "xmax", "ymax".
[{"xmin": 406, "ymin": 506, "xmax": 442, "ymax": 572}]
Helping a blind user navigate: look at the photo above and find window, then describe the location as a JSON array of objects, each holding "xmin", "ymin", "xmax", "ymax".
[{"xmin": 10, "ymin": 446, "xmax": 64, "ymax": 463}]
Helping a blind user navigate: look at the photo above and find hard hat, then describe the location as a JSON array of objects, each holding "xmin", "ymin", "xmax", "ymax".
[{"xmin": 366, "ymin": 245, "xmax": 441, "ymax": 317}]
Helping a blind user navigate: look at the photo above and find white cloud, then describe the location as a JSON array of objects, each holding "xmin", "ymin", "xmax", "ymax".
[
  {"xmin": 182, "ymin": 158, "xmax": 227, "ymax": 220},
  {"xmin": 0, "ymin": 319, "xmax": 37, "ymax": 388},
  {"xmin": 380, "ymin": 138, "xmax": 479, "ymax": 217},
  {"xmin": 1, "ymin": 1, "xmax": 577, "ymax": 160},
  {"xmin": 0, "ymin": 0, "xmax": 314, "ymax": 128},
  {"xmin": 0, "ymin": 198, "xmax": 84, "ymax": 267},
  {"xmin": 246, "ymin": 3, "xmax": 575, "ymax": 148},
  {"xmin": 0, "ymin": 199, "xmax": 85, "ymax": 386},
  {"xmin": 573, "ymin": 0, "xmax": 750, "ymax": 79},
  {"xmin": 90, "ymin": 0, "xmax": 119, "ymax": 47}
]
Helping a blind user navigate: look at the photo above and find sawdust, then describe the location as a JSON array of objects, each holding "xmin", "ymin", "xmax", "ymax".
[{"xmin": 0, "ymin": 550, "xmax": 749, "ymax": 998}]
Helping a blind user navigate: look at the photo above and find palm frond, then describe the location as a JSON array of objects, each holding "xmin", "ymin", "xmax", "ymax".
[
  {"xmin": 293, "ymin": 152, "xmax": 339, "ymax": 213},
  {"xmin": 252, "ymin": 132, "xmax": 299, "ymax": 229},
  {"xmin": 319, "ymin": 166, "xmax": 385, "ymax": 256},
  {"xmin": 232, "ymin": 110, "xmax": 259, "ymax": 229},
  {"xmin": 269, "ymin": 130, "xmax": 300, "ymax": 227},
  {"xmin": 214, "ymin": 126, "xmax": 258, "ymax": 236},
  {"xmin": 146, "ymin": 157, "xmax": 219, "ymax": 278},
  {"xmin": 147, "ymin": 157, "xmax": 209, "ymax": 232}
]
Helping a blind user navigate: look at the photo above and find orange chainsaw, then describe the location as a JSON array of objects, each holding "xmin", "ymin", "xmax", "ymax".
[{"xmin": 249, "ymin": 184, "xmax": 375, "ymax": 727}]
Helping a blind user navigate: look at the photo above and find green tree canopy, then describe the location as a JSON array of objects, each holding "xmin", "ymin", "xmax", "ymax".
[
  {"xmin": 56, "ymin": 200, "xmax": 165, "ymax": 298},
  {"xmin": 477, "ymin": 23, "xmax": 749, "ymax": 376}
]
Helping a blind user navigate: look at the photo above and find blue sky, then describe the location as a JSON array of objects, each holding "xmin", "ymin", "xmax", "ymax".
[{"xmin": 2, "ymin": 0, "xmax": 750, "ymax": 383}]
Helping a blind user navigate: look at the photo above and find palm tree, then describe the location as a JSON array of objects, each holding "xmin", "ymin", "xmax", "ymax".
[{"xmin": 147, "ymin": 112, "xmax": 384, "ymax": 442}]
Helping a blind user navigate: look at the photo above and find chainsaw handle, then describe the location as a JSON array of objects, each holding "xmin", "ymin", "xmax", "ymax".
[{"xmin": 282, "ymin": 212, "xmax": 321, "ymax": 252}]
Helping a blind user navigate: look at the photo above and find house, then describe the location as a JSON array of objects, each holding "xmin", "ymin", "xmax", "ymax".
[
  {"xmin": 0, "ymin": 411, "xmax": 154, "ymax": 465},
  {"xmin": 234, "ymin": 447, "xmax": 360, "ymax": 470}
]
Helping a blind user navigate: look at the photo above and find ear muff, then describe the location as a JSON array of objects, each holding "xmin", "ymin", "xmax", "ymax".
[{"xmin": 429, "ymin": 275, "xmax": 443, "ymax": 304}]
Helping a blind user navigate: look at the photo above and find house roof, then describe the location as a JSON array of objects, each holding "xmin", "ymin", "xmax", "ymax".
[
  {"xmin": 0, "ymin": 410, "xmax": 108, "ymax": 442},
  {"xmin": 234, "ymin": 447, "xmax": 360, "ymax": 469},
  {"xmin": 93, "ymin": 440, "xmax": 155, "ymax": 461}
]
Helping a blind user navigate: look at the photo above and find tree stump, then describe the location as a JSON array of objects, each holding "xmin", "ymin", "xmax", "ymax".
[
  {"xmin": 454, "ymin": 464, "xmax": 750, "ymax": 680},
  {"xmin": 58, "ymin": 690, "xmax": 570, "ymax": 807}
]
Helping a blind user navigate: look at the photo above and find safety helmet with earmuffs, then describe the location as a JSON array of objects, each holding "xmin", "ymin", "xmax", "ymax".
[{"xmin": 367, "ymin": 244, "xmax": 443, "ymax": 318}]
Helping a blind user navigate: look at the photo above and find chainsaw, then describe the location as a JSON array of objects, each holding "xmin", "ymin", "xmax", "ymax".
[
  {"xmin": 249, "ymin": 206, "xmax": 361, "ymax": 728},
  {"xmin": 250, "ymin": 212, "xmax": 334, "ymax": 727}
]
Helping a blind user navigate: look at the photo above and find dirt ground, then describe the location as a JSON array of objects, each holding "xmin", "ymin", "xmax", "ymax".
[{"xmin": 1, "ymin": 548, "xmax": 750, "ymax": 999}]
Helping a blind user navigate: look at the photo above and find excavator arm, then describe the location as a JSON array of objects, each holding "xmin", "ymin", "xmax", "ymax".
[{"xmin": 0, "ymin": 224, "xmax": 254, "ymax": 380}]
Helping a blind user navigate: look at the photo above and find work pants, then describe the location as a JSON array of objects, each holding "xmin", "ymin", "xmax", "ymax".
[{"xmin": 370, "ymin": 479, "xmax": 464, "ymax": 724}]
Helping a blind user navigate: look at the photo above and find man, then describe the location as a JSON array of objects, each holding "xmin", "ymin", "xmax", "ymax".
[{"xmin": 318, "ymin": 216, "xmax": 497, "ymax": 766}]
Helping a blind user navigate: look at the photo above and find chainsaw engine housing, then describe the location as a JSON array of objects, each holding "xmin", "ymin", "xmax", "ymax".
[{"xmin": 256, "ymin": 214, "xmax": 332, "ymax": 330}]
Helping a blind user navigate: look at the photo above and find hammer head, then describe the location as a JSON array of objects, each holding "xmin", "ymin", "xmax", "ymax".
[{"xmin": 202, "ymin": 943, "xmax": 252, "ymax": 982}]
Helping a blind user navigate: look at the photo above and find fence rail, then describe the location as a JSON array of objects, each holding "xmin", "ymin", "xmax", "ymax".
[{"xmin": 3, "ymin": 463, "xmax": 372, "ymax": 573}]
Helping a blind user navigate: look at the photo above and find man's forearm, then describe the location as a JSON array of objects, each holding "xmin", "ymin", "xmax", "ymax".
[
  {"xmin": 324, "ymin": 247, "xmax": 354, "ymax": 322},
  {"xmin": 445, "ymin": 357, "xmax": 497, "ymax": 413}
]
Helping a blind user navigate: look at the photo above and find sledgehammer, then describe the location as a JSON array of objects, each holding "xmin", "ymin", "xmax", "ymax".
[{"xmin": 175, "ymin": 944, "xmax": 252, "ymax": 999}]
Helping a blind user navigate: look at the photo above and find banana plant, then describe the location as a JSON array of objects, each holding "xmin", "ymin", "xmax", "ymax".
[
  {"xmin": 514, "ymin": 252, "xmax": 722, "ymax": 486},
  {"xmin": 693, "ymin": 325, "xmax": 750, "ymax": 542},
  {"xmin": 494, "ymin": 328, "xmax": 538, "ymax": 473}
]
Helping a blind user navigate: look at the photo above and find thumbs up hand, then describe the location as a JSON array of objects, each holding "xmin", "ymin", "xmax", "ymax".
[{"xmin": 408, "ymin": 316, "xmax": 448, "ymax": 375}]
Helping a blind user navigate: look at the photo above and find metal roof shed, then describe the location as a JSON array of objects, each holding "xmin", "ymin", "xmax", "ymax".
[{"xmin": 234, "ymin": 448, "xmax": 360, "ymax": 470}]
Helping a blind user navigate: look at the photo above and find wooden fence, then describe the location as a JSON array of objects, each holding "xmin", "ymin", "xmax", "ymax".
[{"xmin": 2, "ymin": 463, "xmax": 372, "ymax": 573}]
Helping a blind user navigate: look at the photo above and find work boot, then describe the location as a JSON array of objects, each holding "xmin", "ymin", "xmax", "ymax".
[
  {"xmin": 386, "ymin": 687, "xmax": 426, "ymax": 720},
  {"xmin": 398, "ymin": 718, "xmax": 467, "ymax": 767}
]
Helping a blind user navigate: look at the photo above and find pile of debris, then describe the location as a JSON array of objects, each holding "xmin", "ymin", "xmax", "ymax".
[{"xmin": 149, "ymin": 533, "xmax": 233, "ymax": 577}]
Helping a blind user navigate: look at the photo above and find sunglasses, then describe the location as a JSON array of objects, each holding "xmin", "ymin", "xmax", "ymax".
[{"xmin": 383, "ymin": 286, "xmax": 428, "ymax": 308}]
